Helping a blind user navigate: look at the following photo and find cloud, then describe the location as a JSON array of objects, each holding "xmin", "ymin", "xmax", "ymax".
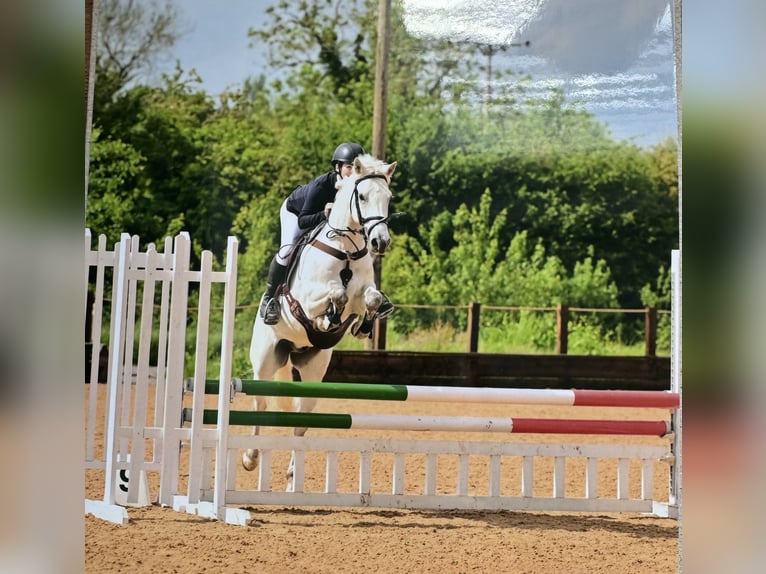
[{"xmin": 517, "ymin": 0, "xmax": 670, "ymax": 74}]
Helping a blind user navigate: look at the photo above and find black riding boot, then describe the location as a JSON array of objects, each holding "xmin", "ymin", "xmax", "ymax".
[{"xmin": 258, "ymin": 259, "xmax": 288, "ymax": 325}]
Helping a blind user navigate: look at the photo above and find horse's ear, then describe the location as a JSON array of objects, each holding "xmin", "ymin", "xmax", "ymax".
[
  {"xmin": 353, "ymin": 156, "xmax": 363, "ymax": 173},
  {"xmin": 386, "ymin": 161, "xmax": 397, "ymax": 180}
]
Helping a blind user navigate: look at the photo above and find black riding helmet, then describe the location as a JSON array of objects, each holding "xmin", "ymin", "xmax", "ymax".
[{"xmin": 331, "ymin": 142, "xmax": 365, "ymax": 166}]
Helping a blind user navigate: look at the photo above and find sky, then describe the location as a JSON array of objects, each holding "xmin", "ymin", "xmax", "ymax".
[
  {"xmin": 149, "ymin": 0, "xmax": 680, "ymax": 147},
  {"xmin": 147, "ymin": 0, "xmax": 267, "ymax": 93},
  {"xmin": 401, "ymin": 0, "xmax": 678, "ymax": 145}
]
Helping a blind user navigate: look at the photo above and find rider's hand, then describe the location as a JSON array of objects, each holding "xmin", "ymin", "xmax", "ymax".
[{"xmin": 324, "ymin": 203, "xmax": 333, "ymax": 218}]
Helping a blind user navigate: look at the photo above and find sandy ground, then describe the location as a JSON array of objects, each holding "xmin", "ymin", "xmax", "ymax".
[{"xmin": 85, "ymin": 383, "xmax": 678, "ymax": 573}]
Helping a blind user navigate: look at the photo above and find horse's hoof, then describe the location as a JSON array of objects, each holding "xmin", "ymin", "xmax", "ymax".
[
  {"xmin": 242, "ymin": 451, "xmax": 258, "ymax": 471},
  {"xmin": 354, "ymin": 316, "xmax": 374, "ymax": 338},
  {"xmin": 376, "ymin": 294, "xmax": 395, "ymax": 318},
  {"xmin": 325, "ymin": 302, "xmax": 342, "ymax": 325}
]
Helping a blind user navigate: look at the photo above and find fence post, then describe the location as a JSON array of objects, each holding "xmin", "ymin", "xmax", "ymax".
[
  {"xmin": 556, "ymin": 304, "xmax": 569, "ymax": 355},
  {"xmin": 467, "ymin": 302, "xmax": 481, "ymax": 353},
  {"xmin": 372, "ymin": 318, "xmax": 387, "ymax": 350},
  {"xmin": 644, "ymin": 306, "xmax": 657, "ymax": 357}
]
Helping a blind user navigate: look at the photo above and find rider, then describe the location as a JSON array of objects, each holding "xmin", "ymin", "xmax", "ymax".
[{"xmin": 258, "ymin": 141, "xmax": 392, "ymax": 325}]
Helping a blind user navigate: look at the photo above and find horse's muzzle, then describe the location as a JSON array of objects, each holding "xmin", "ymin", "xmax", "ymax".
[
  {"xmin": 368, "ymin": 220, "xmax": 391, "ymax": 255},
  {"xmin": 370, "ymin": 236, "xmax": 389, "ymax": 255}
]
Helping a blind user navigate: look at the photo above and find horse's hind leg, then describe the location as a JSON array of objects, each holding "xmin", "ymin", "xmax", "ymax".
[
  {"xmin": 284, "ymin": 395, "xmax": 319, "ymax": 492},
  {"xmin": 241, "ymin": 394, "xmax": 267, "ymax": 471},
  {"xmin": 284, "ymin": 349, "xmax": 332, "ymax": 491},
  {"xmin": 243, "ymin": 329, "xmax": 291, "ymax": 471}
]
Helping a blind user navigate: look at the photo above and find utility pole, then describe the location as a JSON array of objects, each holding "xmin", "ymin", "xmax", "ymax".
[
  {"xmin": 370, "ymin": 0, "xmax": 391, "ymax": 350},
  {"xmin": 477, "ymin": 40, "xmax": 530, "ymax": 108},
  {"xmin": 372, "ymin": 0, "xmax": 391, "ymax": 158},
  {"xmin": 85, "ymin": 0, "xmax": 97, "ymax": 201}
]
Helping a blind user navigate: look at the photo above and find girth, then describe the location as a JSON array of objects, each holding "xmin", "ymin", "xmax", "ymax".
[{"xmin": 278, "ymin": 285, "xmax": 358, "ymax": 349}]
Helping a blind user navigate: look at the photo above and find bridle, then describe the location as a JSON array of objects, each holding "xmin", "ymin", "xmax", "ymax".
[
  {"xmin": 325, "ymin": 173, "xmax": 394, "ymax": 246},
  {"xmin": 310, "ymin": 172, "xmax": 398, "ymax": 287},
  {"xmin": 286, "ymin": 170, "xmax": 400, "ymax": 336},
  {"xmin": 350, "ymin": 173, "xmax": 393, "ymax": 237}
]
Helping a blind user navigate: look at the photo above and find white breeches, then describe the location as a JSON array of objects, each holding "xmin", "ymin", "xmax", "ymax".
[{"xmin": 277, "ymin": 200, "xmax": 302, "ymax": 266}]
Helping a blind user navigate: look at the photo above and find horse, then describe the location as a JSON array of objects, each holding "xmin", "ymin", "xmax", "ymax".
[{"xmin": 243, "ymin": 153, "xmax": 397, "ymax": 489}]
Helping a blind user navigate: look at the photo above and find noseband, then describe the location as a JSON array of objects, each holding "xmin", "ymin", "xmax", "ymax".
[{"xmin": 350, "ymin": 173, "xmax": 392, "ymax": 237}]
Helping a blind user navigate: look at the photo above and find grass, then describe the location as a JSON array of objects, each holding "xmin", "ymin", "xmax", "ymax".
[
  {"xmin": 149, "ymin": 309, "xmax": 667, "ymax": 381},
  {"xmin": 334, "ymin": 320, "xmax": 661, "ymax": 356}
]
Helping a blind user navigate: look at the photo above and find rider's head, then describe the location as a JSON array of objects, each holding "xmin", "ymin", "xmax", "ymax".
[{"xmin": 331, "ymin": 142, "xmax": 365, "ymax": 177}]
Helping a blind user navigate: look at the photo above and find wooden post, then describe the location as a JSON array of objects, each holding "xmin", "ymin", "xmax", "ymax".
[
  {"xmin": 467, "ymin": 303, "xmax": 481, "ymax": 353},
  {"xmin": 371, "ymin": 296, "xmax": 387, "ymax": 350},
  {"xmin": 372, "ymin": 0, "xmax": 391, "ymax": 157},
  {"xmin": 369, "ymin": 0, "xmax": 391, "ymax": 351},
  {"xmin": 556, "ymin": 304, "xmax": 569, "ymax": 355},
  {"xmin": 645, "ymin": 306, "xmax": 657, "ymax": 357},
  {"xmin": 85, "ymin": 0, "xmax": 97, "ymax": 197}
]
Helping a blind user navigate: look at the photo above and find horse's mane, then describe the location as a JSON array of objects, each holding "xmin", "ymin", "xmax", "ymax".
[
  {"xmin": 353, "ymin": 154, "xmax": 388, "ymax": 175},
  {"xmin": 336, "ymin": 154, "xmax": 393, "ymax": 196}
]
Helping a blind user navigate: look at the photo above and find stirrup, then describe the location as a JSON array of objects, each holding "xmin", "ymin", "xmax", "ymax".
[{"xmin": 260, "ymin": 296, "xmax": 280, "ymax": 325}]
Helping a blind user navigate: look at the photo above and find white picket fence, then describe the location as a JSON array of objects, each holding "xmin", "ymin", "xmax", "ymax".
[
  {"xmin": 84, "ymin": 230, "xmax": 238, "ymax": 523},
  {"xmin": 84, "ymin": 230, "xmax": 680, "ymax": 525}
]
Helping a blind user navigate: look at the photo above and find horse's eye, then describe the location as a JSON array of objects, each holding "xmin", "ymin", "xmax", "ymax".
[{"xmin": 359, "ymin": 194, "xmax": 367, "ymax": 202}]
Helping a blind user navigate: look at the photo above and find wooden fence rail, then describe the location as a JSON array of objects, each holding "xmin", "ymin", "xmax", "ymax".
[
  {"xmin": 85, "ymin": 296, "xmax": 668, "ymax": 389},
  {"xmin": 327, "ymin": 351, "xmax": 670, "ymax": 391},
  {"xmin": 376, "ymin": 303, "xmax": 666, "ymax": 355}
]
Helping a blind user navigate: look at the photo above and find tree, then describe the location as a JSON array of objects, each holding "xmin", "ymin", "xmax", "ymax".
[
  {"xmin": 88, "ymin": 69, "xmax": 277, "ymax": 263},
  {"xmin": 86, "ymin": 0, "xmax": 679, "ymax": 335},
  {"xmin": 248, "ymin": 0, "xmax": 491, "ymax": 103},
  {"xmin": 96, "ymin": 0, "xmax": 185, "ymax": 93},
  {"xmin": 249, "ymin": 0, "xmax": 368, "ymax": 94},
  {"xmin": 385, "ymin": 189, "xmax": 621, "ymax": 348},
  {"xmin": 86, "ymin": 127, "xmax": 154, "ymax": 240}
]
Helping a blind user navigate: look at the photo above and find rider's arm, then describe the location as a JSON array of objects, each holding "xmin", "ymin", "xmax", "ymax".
[{"xmin": 297, "ymin": 173, "xmax": 337, "ymax": 230}]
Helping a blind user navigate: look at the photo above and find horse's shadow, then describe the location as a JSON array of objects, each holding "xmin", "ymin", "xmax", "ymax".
[{"xmin": 240, "ymin": 506, "xmax": 678, "ymax": 539}]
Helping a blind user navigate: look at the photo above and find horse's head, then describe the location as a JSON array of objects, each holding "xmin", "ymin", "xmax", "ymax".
[{"xmin": 331, "ymin": 154, "xmax": 397, "ymax": 255}]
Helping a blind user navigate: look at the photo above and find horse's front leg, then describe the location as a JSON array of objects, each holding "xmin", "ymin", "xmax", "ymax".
[
  {"xmin": 319, "ymin": 279, "xmax": 347, "ymax": 329},
  {"xmin": 363, "ymin": 285, "xmax": 384, "ymax": 315},
  {"xmin": 352, "ymin": 285, "xmax": 384, "ymax": 338},
  {"xmin": 242, "ymin": 394, "xmax": 268, "ymax": 471}
]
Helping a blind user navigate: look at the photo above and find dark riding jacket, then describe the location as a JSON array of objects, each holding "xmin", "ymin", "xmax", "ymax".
[{"xmin": 285, "ymin": 172, "xmax": 340, "ymax": 231}]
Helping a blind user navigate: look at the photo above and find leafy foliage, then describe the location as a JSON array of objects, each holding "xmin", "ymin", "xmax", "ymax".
[{"xmin": 87, "ymin": 0, "xmax": 679, "ymax": 355}]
